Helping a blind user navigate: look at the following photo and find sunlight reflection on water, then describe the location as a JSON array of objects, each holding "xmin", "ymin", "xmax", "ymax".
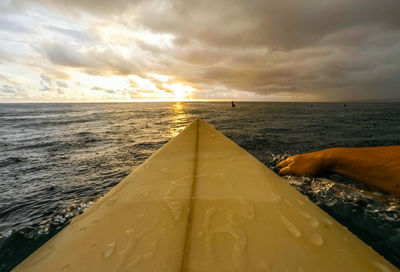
[
  {"xmin": 169, "ymin": 102, "xmax": 189, "ymax": 137},
  {"xmin": 0, "ymin": 102, "xmax": 399, "ymax": 271}
]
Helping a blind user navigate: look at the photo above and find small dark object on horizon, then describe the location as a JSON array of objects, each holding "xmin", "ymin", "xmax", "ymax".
[
  {"xmin": 344, "ymin": 104, "xmax": 347, "ymax": 107},
  {"xmin": 232, "ymin": 101, "xmax": 235, "ymax": 108}
]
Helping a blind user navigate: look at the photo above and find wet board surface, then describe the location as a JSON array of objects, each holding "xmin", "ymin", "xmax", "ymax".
[{"xmin": 13, "ymin": 119, "xmax": 398, "ymax": 272}]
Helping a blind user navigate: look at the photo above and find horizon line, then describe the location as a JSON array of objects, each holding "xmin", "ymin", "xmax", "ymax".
[{"xmin": 1, "ymin": 98, "xmax": 400, "ymax": 104}]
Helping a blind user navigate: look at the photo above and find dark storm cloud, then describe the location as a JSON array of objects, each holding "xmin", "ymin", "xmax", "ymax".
[
  {"xmin": 133, "ymin": 0, "xmax": 400, "ymax": 99},
  {"xmin": 2, "ymin": 0, "xmax": 400, "ymax": 100},
  {"xmin": 134, "ymin": 0, "xmax": 400, "ymax": 50},
  {"xmin": 139, "ymin": 0, "xmax": 400, "ymax": 99},
  {"xmin": 9, "ymin": 0, "xmax": 398, "ymax": 49}
]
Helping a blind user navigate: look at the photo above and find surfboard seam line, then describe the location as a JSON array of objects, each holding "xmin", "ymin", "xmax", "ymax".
[{"xmin": 180, "ymin": 119, "xmax": 199, "ymax": 271}]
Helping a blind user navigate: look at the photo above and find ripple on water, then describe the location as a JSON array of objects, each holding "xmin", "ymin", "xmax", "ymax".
[{"xmin": 1, "ymin": 103, "xmax": 400, "ymax": 270}]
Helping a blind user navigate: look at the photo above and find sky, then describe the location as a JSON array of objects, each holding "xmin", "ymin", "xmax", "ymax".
[{"xmin": 0, "ymin": 0, "xmax": 400, "ymax": 102}]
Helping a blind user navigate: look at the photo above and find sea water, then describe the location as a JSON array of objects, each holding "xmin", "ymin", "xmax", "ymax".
[{"xmin": 0, "ymin": 102, "xmax": 399, "ymax": 271}]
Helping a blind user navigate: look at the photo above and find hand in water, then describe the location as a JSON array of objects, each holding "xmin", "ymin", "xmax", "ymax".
[
  {"xmin": 277, "ymin": 151, "xmax": 328, "ymax": 177},
  {"xmin": 277, "ymin": 146, "xmax": 400, "ymax": 195}
]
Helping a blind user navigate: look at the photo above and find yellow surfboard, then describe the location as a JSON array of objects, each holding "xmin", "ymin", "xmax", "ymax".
[{"xmin": 13, "ymin": 119, "xmax": 398, "ymax": 272}]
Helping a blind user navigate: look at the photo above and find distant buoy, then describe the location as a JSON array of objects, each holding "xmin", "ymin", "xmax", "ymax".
[{"xmin": 232, "ymin": 101, "xmax": 236, "ymax": 108}]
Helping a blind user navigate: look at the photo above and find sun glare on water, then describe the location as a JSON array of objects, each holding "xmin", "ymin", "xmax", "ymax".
[{"xmin": 170, "ymin": 102, "xmax": 188, "ymax": 137}]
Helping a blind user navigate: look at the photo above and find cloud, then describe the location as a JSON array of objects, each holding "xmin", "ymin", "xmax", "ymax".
[
  {"xmin": 90, "ymin": 86, "xmax": 116, "ymax": 93},
  {"xmin": 131, "ymin": 0, "xmax": 400, "ymax": 49},
  {"xmin": 41, "ymin": 42, "xmax": 100, "ymax": 68},
  {"xmin": 125, "ymin": 0, "xmax": 400, "ymax": 99},
  {"xmin": 0, "ymin": 84, "xmax": 17, "ymax": 93},
  {"xmin": 1, "ymin": 0, "xmax": 400, "ymax": 101},
  {"xmin": 10, "ymin": 0, "xmax": 398, "ymax": 49},
  {"xmin": 0, "ymin": 18, "xmax": 31, "ymax": 33},
  {"xmin": 40, "ymin": 74, "xmax": 52, "ymax": 84},
  {"xmin": 0, "ymin": 74, "xmax": 24, "ymax": 97},
  {"xmin": 46, "ymin": 25, "xmax": 95, "ymax": 42},
  {"xmin": 39, "ymin": 73, "xmax": 52, "ymax": 91},
  {"xmin": 18, "ymin": 0, "xmax": 144, "ymax": 15},
  {"xmin": 47, "ymin": 69, "xmax": 71, "ymax": 80},
  {"xmin": 56, "ymin": 80, "xmax": 68, "ymax": 88},
  {"xmin": 41, "ymin": 41, "xmax": 144, "ymax": 75},
  {"xmin": 0, "ymin": 48, "xmax": 13, "ymax": 62}
]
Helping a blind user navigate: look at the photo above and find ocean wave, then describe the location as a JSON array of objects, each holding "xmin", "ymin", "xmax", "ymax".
[{"xmin": 1, "ymin": 102, "xmax": 400, "ymax": 271}]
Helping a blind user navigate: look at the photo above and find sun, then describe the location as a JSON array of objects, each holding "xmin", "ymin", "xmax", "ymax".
[{"xmin": 164, "ymin": 83, "xmax": 195, "ymax": 101}]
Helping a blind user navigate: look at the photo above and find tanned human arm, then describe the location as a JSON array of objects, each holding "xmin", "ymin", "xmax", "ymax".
[{"xmin": 277, "ymin": 146, "xmax": 400, "ymax": 196}]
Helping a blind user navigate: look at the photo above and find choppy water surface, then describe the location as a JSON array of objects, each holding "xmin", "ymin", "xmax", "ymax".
[{"xmin": 0, "ymin": 102, "xmax": 399, "ymax": 271}]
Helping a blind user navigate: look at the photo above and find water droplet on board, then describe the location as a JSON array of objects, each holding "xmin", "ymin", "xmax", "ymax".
[
  {"xmin": 284, "ymin": 199, "xmax": 292, "ymax": 206},
  {"xmin": 103, "ymin": 243, "xmax": 115, "ymax": 258},
  {"xmin": 280, "ymin": 214, "xmax": 301, "ymax": 238},
  {"xmin": 79, "ymin": 227, "xmax": 87, "ymax": 232},
  {"xmin": 107, "ymin": 198, "xmax": 116, "ymax": 206},
  {"xmin": 308, "ymin": 217, "xmax": 319, "ymax": 228},
  {"xmin": 310, "ymin": 233, "xmax": 324, "ymax": 246},
  {"xmin": 371, "ymin": 261, "xmax": 392, "ymax": 272},
  {"xmin": 90, "ymin": 244, "xmax": 96, "ymax": 249},
  {"xmin": 166, "ymin": 200, "xmax": 183, "ymax": 220},
  {"xmin": 256, "ymin": 262, "xmax": 271, "ymax": 271},
  {"xmin": 159, "ymin": 168, "xmax": 169, "ymax": 174},
  {"xmin": 126, "ymin": 229, "xmax": 135, "ymax": 235},
  {"xmin": 61, "ymin": 264, "xmax": 70, "ymax": 272},
  {"xmin": 273, "ymin": 193, "xmax": 282, "ymax": 201},
  {"xmin": 322, "ymin": 217, "xmax": 333, "ymax": 225},
  {"xmin": 140, "ymin": 189, "xmax": 150, "ymax": 197},
  {"xmin": 92, "ymin": 220, "xmax": 100, "ymax": 225}
]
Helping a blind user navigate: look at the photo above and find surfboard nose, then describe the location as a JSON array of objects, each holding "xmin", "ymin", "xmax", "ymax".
[{"xmin": 13, "ymin": 120, "xmax": 399, "ymax": 272}]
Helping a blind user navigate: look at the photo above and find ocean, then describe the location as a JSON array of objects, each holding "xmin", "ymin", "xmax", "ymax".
[{"xmin": 0, "ymin": 102, "xmax": 399, "ymax": 271}]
